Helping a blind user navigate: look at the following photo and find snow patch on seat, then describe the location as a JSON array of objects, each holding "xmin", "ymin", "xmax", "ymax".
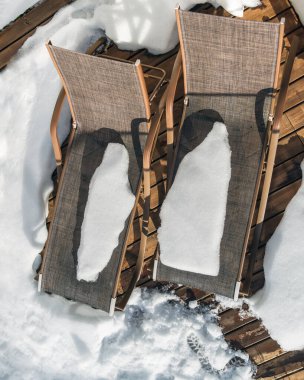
[
  {"xmin": 77, "ymin": 143, "xmax": 135, "ymax": 282},
  {"xmin": 158, "ymin": 122, "xmax": 231, "ymax": 276}
]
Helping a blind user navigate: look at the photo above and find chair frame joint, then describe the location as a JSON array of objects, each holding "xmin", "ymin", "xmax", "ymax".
[
  {"xmin": 37, "ymin": 273, "xmax": 42, "ymax": 292},
  {"xmin": 109, "ymin": 297, "xmax": 116, "ymax": 316},
  {"xmin": 152, "ymin": 259, "xmax": 158, "ymax": 281},
  {"xmin": 234, "ymin": 281, "xmax": 241, "ymax": 301}
]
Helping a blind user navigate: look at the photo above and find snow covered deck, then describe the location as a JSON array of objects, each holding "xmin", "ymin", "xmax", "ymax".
[{"xmin": 14, "ymin": 0, "xmax": 303, "ymax": 378}]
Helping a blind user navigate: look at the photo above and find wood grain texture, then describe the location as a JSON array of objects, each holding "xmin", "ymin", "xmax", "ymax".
[{"xmin": 0, "ymin": 0, "xmax": 76, "ymax": 69}]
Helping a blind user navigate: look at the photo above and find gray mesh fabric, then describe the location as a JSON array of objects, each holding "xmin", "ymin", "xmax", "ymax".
[{"xmin": 157, "ymin": 11, "xmax": 280, "ymax": 298}]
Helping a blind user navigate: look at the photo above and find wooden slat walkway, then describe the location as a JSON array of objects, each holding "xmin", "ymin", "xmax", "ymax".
[{"xmin": 3, "ymin": 0, "xmax": 302, "ymax": 378}]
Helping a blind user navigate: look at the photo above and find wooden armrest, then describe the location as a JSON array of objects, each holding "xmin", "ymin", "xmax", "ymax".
[{"xmin": 50, "ymin": 87, "xmax": 66, "ymax": 174}]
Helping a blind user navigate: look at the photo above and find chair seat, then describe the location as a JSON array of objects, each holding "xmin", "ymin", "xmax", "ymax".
[{"xmin": 41, "ymin": 129, "xmax": 139, "ymax": 312}]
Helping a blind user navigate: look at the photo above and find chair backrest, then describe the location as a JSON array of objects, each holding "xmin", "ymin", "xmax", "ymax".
[
  {"xmin": 47, "ymin": 44, "xmax": 150, "ymax": 193},
  {"xmin": 177, "ymin": 10, "xmax": 282, "ymax": 128},
  {"xmin": 157, "ymin": 10, "xmax": 285, "ymax": 299},
  {"xmin": 47, "ymin": 44, "xmax": 150, "ymax": 134}
]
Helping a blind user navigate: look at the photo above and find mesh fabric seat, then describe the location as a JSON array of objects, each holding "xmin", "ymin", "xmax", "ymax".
[{"xmin": 154, "ymin": 9, "xmax": 295, "ymax": 299}]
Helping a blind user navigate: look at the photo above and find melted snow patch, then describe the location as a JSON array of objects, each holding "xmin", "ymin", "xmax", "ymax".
[
  {"xmin": 249, "ymin": 161, "xmax": 304, "ymax": 351},
  {"xmin": 77, "ymin": 143, "xmax": 135, "ymax": 282},
  {"xmin": 158, "ymin": 122, "xmax": 231, "ymax": 276}
]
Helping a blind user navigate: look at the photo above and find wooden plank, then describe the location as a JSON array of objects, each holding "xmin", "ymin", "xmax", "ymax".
[
  {"xmin": 270, "ymin": 7, "xmax": 301, "ymax": 35},
  {"xmin": 276, "ymin": 129, "xmax": 304, "ymax": 164},
  {"xmin": 0, "ymin": 0, "xmax": 75, "ymax": 51},
  {"xmin": 282, "ymin": 28, "xmax": 304, "ymax": 62},
  {"xmin": 295, "ymin": 126, "xmax": 304, "ymax": 144},
  {"xmin": 220, "ymin": 308, "xmax": 256, "ymax": 334},
  {"xmin": 101, "ymin": 45, "xmax": 137, "ymax": 60},
  {"xmin": 127, "ymin": 209, "xmax": 161, "ymax": 247},
  {"xmin": 248, "ymin": 270, "xmax": 265, "ymax": 294},
  {"xmin": 242, "ymin": 245, "xmax": 265, "ymax": 276},
  {"xmin": 264, "ymin": 178, "xmax": 301, "ymax": 220},
  {"xmin": 280, "ymin": 112, "xmax": 296, "ymax": 137},
  {"xmin": 126, "ymin": 229, "xmax": 158, "ymax": 263},
  {"xmin": 285, "ymin": 102, "xmax": 304, "ymax": 131},
  {"xmin": 174, "ymin": 286, "xmax": 209, "ymax": 301},
  {"xmin": 279, "ymin": 53, "xmax": 304, "ymax": 84},
  {"xmin": 242, "ymin": 193, "xmax": 299, "ymax": 290},
  {"xmin": 280, "ymin": 369, "xmax": 304, "ymax": 379},
  {"xmin": 0, "ymin": 24, "xmax": 40, "ymax": 69},
  {"xmin": 260, "ymin": 210, "xmax": 284, "ymax": 246},
  {"xmin": 118, "ymin": 254, "xmax": 156, "ymax": 295},
  {"xmin": 270, "ymin": 151, "xmax": 303, "ymax": 193},
  {"xmin": 225, "ymin": 320, "xmax": 269, "ymax": 349},
  {"xmin": 247, "ymin": 338, "xmax": 284, "ymax": 366},
  {"xmin": 257, "ymin": 351, "xmax": 304, "ymax": 379},
  {"xmin": 284, "ymin": 77, "xmax": 304, "ymax": 111}
]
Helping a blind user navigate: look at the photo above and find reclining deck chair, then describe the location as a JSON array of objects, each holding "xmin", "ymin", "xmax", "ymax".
[
  {"xmin": 153, "ymin": 8, "xmax": 298, "ymax": 300},
  {"xmin": 38, "ymin": 42, "xmax": 166, "ymax": 315}
]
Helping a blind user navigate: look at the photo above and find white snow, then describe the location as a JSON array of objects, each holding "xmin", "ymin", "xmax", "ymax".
[
  {"xmin": 0, "ymin": 0, "xmax": 263, "ymax": 377},
  {"xmin": 0, "ymin": 0, "xmax": 38, "ymax": 30},
  {"xmin": 0, "ymin": 0, "xmax": 261, "ymax": 55},
  {"xmin": 249, "ymin": 161, "xmax": 304, "ymax": 352},
  {"xmin": 77, "ymin": 143, "xmax": 135, "ymax": 282},
  {"xmin": 95, "ymin": 0, "xmax": 261, "ymax": 54},
  {"xmin": 97, "ymin": 288, "xmax": 255, "ymax": 379},
  {"xmin": 290, "ymin": 0, "xmax": 304, "ymax": 25},
  {"xmin": 158, "ymin": 122, "xmax": 231, "ymax": 276}
]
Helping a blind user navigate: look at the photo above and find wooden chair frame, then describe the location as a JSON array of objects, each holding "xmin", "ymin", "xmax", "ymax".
[
  {"xmin": 163, "ymin": 7, "xmax": 299, "ymax": 299},
  {"xmin": 41, "ymin": 39, "xmax": 166, "ymax": 314}
]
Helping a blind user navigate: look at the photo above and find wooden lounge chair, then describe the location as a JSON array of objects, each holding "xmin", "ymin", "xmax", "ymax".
[
  {"xmin": 153, "ymin": 8, "xmax": 298, "ymax": 300},
  {"xmin": 38, "ymin": 42, "xmax": 166, "ymax": 315}
]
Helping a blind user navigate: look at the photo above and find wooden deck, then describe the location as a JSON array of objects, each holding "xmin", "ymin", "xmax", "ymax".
[
  {"xmin": 2, "ymin": 0, "xmax": 304, "ymax": 378},
  {"xmin": 0, "ymin": 0, "xmax": 76, "ymax": 70}
]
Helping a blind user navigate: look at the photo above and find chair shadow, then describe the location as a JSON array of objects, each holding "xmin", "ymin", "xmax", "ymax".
[{"xmin": 242, "ymin": 133, "xmax": 304, "ymax": 296}]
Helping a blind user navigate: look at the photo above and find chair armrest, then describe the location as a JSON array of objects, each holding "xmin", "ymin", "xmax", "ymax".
[
  {"xmin": 50, "ymin": 87, "xmax": 66, "ymax": 178},
  {"xmin": 117, "ymin": 100, "xmax": 166, "ymax": 311},
  {"xmin": 166, "ymin": 51, "xmax": 182, "ymax": 144},
  {"xmin": 166, "ymin": 51, "xmax": 182, "ymax": 182}
]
